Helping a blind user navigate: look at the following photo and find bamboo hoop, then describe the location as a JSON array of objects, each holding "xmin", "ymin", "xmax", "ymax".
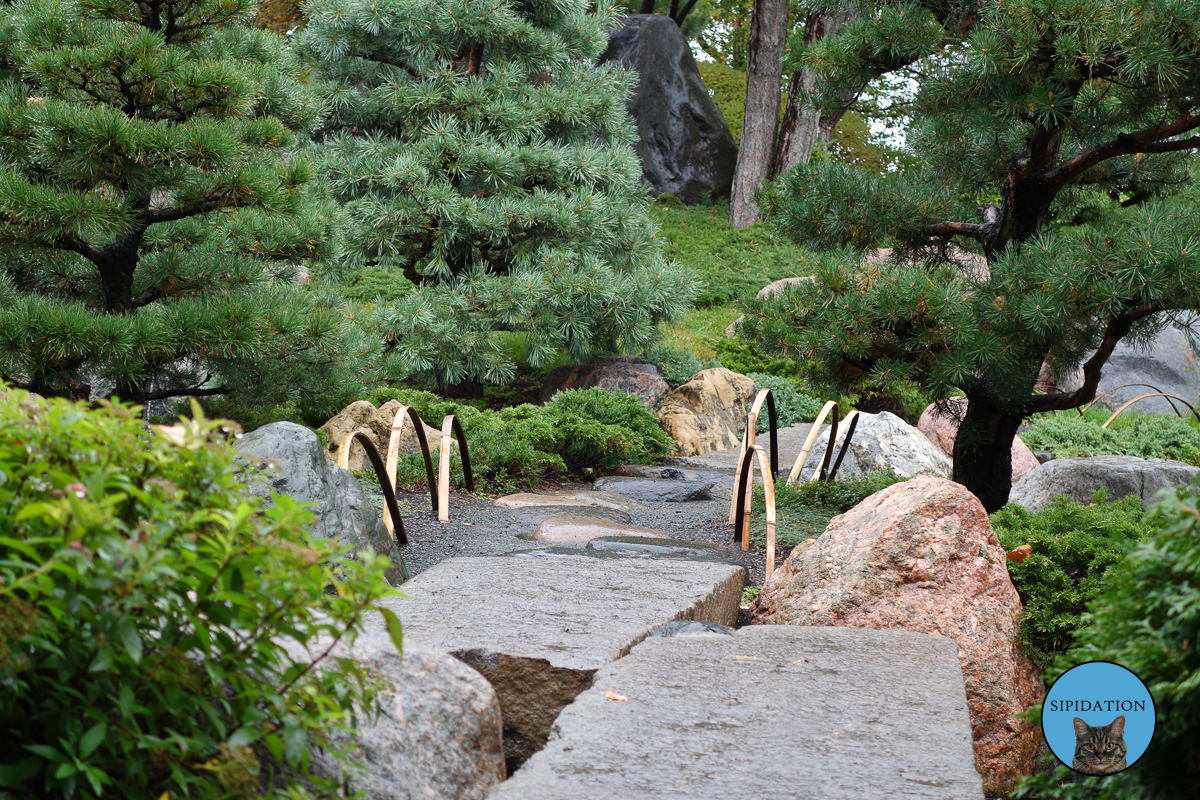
[
  {"xmin": 786, "ymin": 400, "xmax": 839, "ymax": 485},
  {"xmin": 437, "ymin": 414, "xmax": 476, "ymax": 522},
  {"xmin": 728, "ymin": 388, "xmax": 777, "ymax": 525},
  {"xmin": 814, "ymin": 409, "xmax": 860, "ymax": 483},
  {"xmin": 338, "ymin": 431, "xmax": 408, "ymax": 545},
  {"xmin": 732, "ymin": 444, "xmax": 777, "ymax": 581},
  {"xmin": 1101, "ymin": 393, "xmax": 1200, "ymax": 428},
  {"xmin": 1080, "ymin": 383, "xmax": 1184, "ymax": 418}
]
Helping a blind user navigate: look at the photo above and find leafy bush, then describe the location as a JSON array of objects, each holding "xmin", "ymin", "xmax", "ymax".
[
  {"xmin": 991, "ymin": 492, "xmax": 1157, "ymax": 671},
  {"xmin": 643, "ymin": 343, "xmax": 721, "ymax": 388},
  {"xmin": 0, "ymin": 390, "xmax": 395, "ymax": 799},
  {"xmin": 753, "ymin": 470, "xmax": 908, "ymax": 548},
  {"xmin": 747, "ymin": 373, "xmax": 822, "ymax": 431},
  {"xmin": 714, "ymin": 336, "xmax": 808, "ymax": 384},
  {"xmin": 1016, "ymin": 478, "xmax": 1200, "ymax": 800},
  {"xmin": 365, "ymin": 387, "xmax": 670, "ymax": 491},
  {"xmin": 1023, "ymin": 411, "xmax": 1200, "ymax": 465}
]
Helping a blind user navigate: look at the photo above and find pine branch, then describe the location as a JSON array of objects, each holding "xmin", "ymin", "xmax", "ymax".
[
  {"xmin": 929, "ymin": 221, "xmax": 986, "ymax": 242},
  {"xmin": 1052, "ymin": 116, "xmax": 1200, "ymax": 187},
  {"xmin": 142, "ymin": 382, "xmax": 230, "ymax": 401}
]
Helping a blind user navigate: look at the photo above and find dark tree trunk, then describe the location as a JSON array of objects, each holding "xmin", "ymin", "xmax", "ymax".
[
  {"xmin": 953, "ymin": 387, "xmax": 1024, "ymax": 513},
  {"xmin": 639, "ymin": 0, "xmax": 655, "ymax": 14},
  {"xmin": 728, "ymin": 0, "xmax": 789, "ymax": 228},
  {"xmin": 773, "ymin": 9, "xmax": 856, "ymax": 176}
]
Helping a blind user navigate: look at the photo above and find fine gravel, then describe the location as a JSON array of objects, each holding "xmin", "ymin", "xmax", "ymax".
[{"xmin": 368, "ymin": 482, "xmax": 772, "ymax": 587}]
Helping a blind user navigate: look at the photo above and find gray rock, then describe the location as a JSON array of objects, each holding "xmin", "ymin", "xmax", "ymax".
[
  {"xmin": 494, "ymin": 490, "xmax": 643, "ymax": 512},
  {"xmin": 591, "ymin": 475, "xmax": 715, "ymax": 501},
  {"xmin": 369, "ymin": 555, "xmax": 743, "ymax": 772},
  {"xmin": 506, "ymin": 505, "xmax": 633, "ymax": 530},
  {"xmin": 1034, "ymin": 451, "xmax": 1056, "ymax": 464},
  {"xmin": 303, "ymin": 634, "xmax": 505, "ymax": 800},
  {"xmin": 650, "ymin": 620, "xmax": 734, "ymax": 637},
  {"xmin": 503, "ymin": 547, "xmax": 750, "ymax": 586},
  {"xmin": 797, "ymin": 411, "xmax": 953, "ymax": 481},
  {"xmin": 491, "ymin": 627, "xmax": 983, "ymax": 800},
  {"xmin": 1008, "ymin": 455, "xmax": 1199, "ymax": 512},
  {"xmin": 1059, "ymin": 314, "xmax": 1200, "ymax": 414},
  {"xmin": 234, "ymin": 422, "xmax": 408, "ymax": 586},
  {"xmin": 615, "ymin": 464, "xmax": 737, "ymax": 489},
  {"xmin": 599, "ymin": 15, "xmax": 737, "ymax": 204},
  {"xmin": 586, "ymin": 535, "xmax": 727, "ymax": 557},
  {"xmin": 539, "ymin": 357, "xmax": 669, "ymax": 408}
]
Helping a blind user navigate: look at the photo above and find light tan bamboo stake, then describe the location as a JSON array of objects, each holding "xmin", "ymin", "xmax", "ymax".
[
  {"xmin": 437, "ymin": 415, "xmax": 455, "ymax": 522},
  {"xmin": 729, "ymin": 388, "xmax": 774, "ymax": 524},
  {"xmin": 755, "ymin": 444, "xmax": 778, "ymax": 581},
  {"xmin": 810, "ymin": 409, "xmax": 858, "ymax": 483},
  {"xmin": 786, "ymin": 400, "xmax": 839, "ymax": 485}
]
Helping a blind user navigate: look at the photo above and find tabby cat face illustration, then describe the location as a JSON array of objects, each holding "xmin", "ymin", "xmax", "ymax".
[{"xmin": 1072, "ymin": 715, "xmax": 1127, "ymax": 775}]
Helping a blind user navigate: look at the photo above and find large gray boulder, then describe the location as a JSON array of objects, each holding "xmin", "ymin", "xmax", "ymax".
[
  {"xmin": 234, "ymin": 421, "xmax": 408, "ymax": 585},
  {"xmin": 539, "ymin": 357, "xmax": 669, "ymax": 408},
  {"xmin": 300, "ymin": 633, "xmax": 506, "ymax": 800},
  {"xmin": 1008, "ymin": 455, "xmax": 1199, "ymax": 512},
  {"xmin": 797, "ymin": 411, "xmax": 953, "ymax": 481},
  {"xmin": 1059, "ymin": 314, "xmax": 1200, "ymax": 414},
  {"xmin": 600, "ymin": 15, "xmax": 738, "ymax": 204}
]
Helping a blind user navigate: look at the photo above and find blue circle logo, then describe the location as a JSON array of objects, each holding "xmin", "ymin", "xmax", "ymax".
[{"xmin": 1043, "ymin": 661, "xmax": 1155, "ymax": 775}]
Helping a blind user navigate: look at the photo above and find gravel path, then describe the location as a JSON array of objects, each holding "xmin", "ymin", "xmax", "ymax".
[{"xmin": 383, "ymin": 483, "xmax": 772, "ymax": 587}]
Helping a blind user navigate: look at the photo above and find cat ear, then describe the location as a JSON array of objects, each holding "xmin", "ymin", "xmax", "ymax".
[
  {"xmin": 1073, "ymin": 717, "xmax": 1090, "ymax": 737},
  {"xmin": 1109, "ymin": 715, "xmax": 1125, "ymax": 737}
]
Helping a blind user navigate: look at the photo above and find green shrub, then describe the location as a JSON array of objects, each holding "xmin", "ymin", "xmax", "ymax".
[
  {"xmin": 364, "ymin": 386, "xmax": 669, "ymax": 491},
  {"xmin": 0, "ymin": 390, "xmax": 395, "ymax": 799},
  {"xmin": 747, "ymin": 373, "xmax": 822, "ymax": 431},
  {"xmin": 643, "ymin": 343, "xmax": 719, "ymax": 388},
  {"xmin": 1021, "ymin": 411, "xmax": 1200, "ymax": 465},
  {"xmin": 753, "ymin": 470, "xmax": 908, "ymax": 548},
  {"xmin": 991, "ymin": 492, "xmax": 1157, "ymax": 672},
  {"xmin": 713, "ymin": 336, "xmax": 808, "ymax": 384},
  {"xmin": 1016, "ymin": 477, "xmax": 1200, "ymax": 800}
]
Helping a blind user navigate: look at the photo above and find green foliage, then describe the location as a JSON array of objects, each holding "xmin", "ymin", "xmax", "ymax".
[
  {"xmin": 696, "ymin": 61, "xmax": 746, "ymax": 142},
  {"xmin": 991, "ymin": 493, "xmax": 1156, "ymax": 672},
  {"xmin": 643, "ymin": 343, "xmax": 717, "ymax": 388},
  {"xmin": 1022, "ymin": 411, "xmax": 1200, "ymax": 466},
  {"xmin": 0, "ymin": 0, "xmax": 363, "ymax": 410},
  {"xmin": 754, "ymin": 470, "xmax": 907, "ymax": 547},
  {"xmin": 1016, "ymin": 477, "xmax": 1200, "ymax": 800},
  {"xmin": 747, "ymin": 372, "xmax": 821, "ymax": 431},
  {"xmin": 0, "ymin": 389, "xmax": 393, "ymax": 799},
  {"xmin": 649, "ymin": 197, "xmax": 811, "ymax": 308},
  {"xmin": 366, "ymin": 386, "xmax": 669, "ymax": 490},
  {"xmin": 713, "ymin": 335, "xmax": 806, "ymax": 382},
  {"xmin": 339, "ymin": 265, "xmax": 417, "ymax": 304},
  {"xmin": 298, "ymin": 0, "xmax": 695, "ymax": 388}
]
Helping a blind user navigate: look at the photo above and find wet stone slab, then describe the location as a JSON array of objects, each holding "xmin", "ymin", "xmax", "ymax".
[
  {"xmin": 368, "ymin": 556, "xmax": 744, "ymax": 773},
  {"xmin": 491, "ymin": 626, "xmax": 984, "ymax": 800}
]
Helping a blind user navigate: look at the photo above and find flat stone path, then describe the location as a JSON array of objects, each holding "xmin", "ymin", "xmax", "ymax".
[
  {"xmin": 665, "ymin": 422, "xmax": 816, "ymax": 474},
  {"xmin": 369, "ymin": 555, "xmax": 743, "ymax": 770},
  {"xmin": 491, "ymin": 626, "xmax": 984, "ymax": 800}
]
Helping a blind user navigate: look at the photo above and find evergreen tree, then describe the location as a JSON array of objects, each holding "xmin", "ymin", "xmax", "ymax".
[
  {"xmin": 297, "ymin": 0, "xmax": 694, "ymax": 389},
  {"xmin": 0, "ymin": 0, "xmax": 360, "ymax": 412},
  {"xmin": 746, "ymin": 0, "xmax": 1200, "ymax": 511}
]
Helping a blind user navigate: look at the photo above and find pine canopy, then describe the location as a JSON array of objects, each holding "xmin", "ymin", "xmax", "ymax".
[
  {"xmin": 748, "ymin": 0, "xmax": 1200, "ymax": 510},
  {"xmin": 297, "ymin": 0, "xmax": 694, "ymax": 388},
  {"xmin": 0, "ymin": 0, "xmax": 358, "ymax": 410}
]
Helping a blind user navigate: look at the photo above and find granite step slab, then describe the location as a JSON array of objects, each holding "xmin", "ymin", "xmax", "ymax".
[
  {"xmin": 591, "ymin": 475, "xmax": 715, "ymax": 502},
  {"xmin": 494, "ymin": 490, "xmax": 643, "ymax": 512},
  {"xmin": 616, "ymin": 464, "xmax": 737, "ymax": 489},
  {"xmin": 491, "ymin": 626, "xmax": 984, "ymax": 800},
  {"xmin": 531, "ymin": 515, "xmax": 669, "ymax": 544},
  {"xmin": 368, "ymin": 555, "xmax": 743, "ymax": 772},
  {"xmin": 586, "ymin": 535, "xmax": 730, "ymax": 557}
]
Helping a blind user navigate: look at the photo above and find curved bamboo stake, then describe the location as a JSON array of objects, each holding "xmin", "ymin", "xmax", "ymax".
[
  {"xmin": 338, "ymin": 431, "xmax": 407, "ymax": 545},
  {"xmin": 732, "ymin": 445, "xmax": 777, "ymax": 581},
  {"xmin": 381, "ymin": 405, "xmax": 439, "ymax": 520},
  {"xmin": 728, "ymin": 388, "xmax": 778, "ymax": 524},
  {"xmin": 813, "ymin": 409, "xmax": 859, "ymax": 483},
  {"xmin": 1080, "ymin": 383, "xmax": 1182, "ymax": 417},
  {"xmin": 1102, "ymin": 393, "xmax": 1200, "ymax": 428},
  {"xmin": 786, "ymin": 400, "xmax": 839, "ymax": 485},
  {"xmin": 824, "ymin": 410, "xmax": 861, "ymax": 482},
  {"xmin": 436, "ymin": 414, "xmax": 476, "ymax": 522}
]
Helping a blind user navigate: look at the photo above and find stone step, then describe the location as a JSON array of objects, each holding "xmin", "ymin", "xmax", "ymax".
[
  {"xmin": 615, "ymin": 464, "xmax": 737, "ymax": 490},
  {"xmin": 591, "ymin": 475, "xmax": 716, "ymax": 501},
  {"xmin": 368, "ymin": 555, "xmax": 743, "ymax": 772},
  {"xmin": 490, "ymin": 626, "xmax": 984, "ymax": 800},
  {"xmin": 586, "ymin": 535, "xmax": 729, "ymax": 557},
  {"xmin": 531, "ymin": 515, "xmax": 669, "ymax": 544},
  {"xmin": 494, "ymin": 490, "xmax": 643, "ymax": 512}
]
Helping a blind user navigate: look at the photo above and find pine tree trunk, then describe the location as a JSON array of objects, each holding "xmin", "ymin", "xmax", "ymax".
[
  {"xmin": 952, "ymin": 387, "xmax": 1024, "ymax": 513},
  {"xmin": 728, "ymin": 0, "xmax": 789, "ymax": 228},
  {"xmin": 773, "ymin": 9, "xmax": 856, "ymax": 176}
]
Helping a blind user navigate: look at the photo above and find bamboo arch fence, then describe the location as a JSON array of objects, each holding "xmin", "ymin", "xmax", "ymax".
[{"xmin": 336, "ymin": 406, "xmax": 474, "ymax": 545}]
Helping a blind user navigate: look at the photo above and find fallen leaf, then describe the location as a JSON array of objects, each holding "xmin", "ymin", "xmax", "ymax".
[
  {"xmin": 604, "ymin": 691, "xmax": 627, "ymax": 702},
  {"xmin": 1007, "ymin": 544, "xmax": 1033, "ymax": 564}
]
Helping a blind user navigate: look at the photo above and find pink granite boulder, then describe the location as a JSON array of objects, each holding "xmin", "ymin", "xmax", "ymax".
[
  {"xmin": 753, "ymin": 476, "xmax": 1042, "ymax": 795},
  {"xmin": 917, "ymin": 397, "xmax": 1041, "ymax": 483}
]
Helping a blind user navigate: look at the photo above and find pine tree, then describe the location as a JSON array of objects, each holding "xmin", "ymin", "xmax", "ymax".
[
  {"xmin": 0, "ymin": 0, "xmax": 360, "ymax": 412},
  {"xmin": 297, "ymin": 0, "xmax": 694, "ymax": 389},
  {"xmin": 746, "ymin": 0, "xmax": 1200, "ymax": 511}
]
